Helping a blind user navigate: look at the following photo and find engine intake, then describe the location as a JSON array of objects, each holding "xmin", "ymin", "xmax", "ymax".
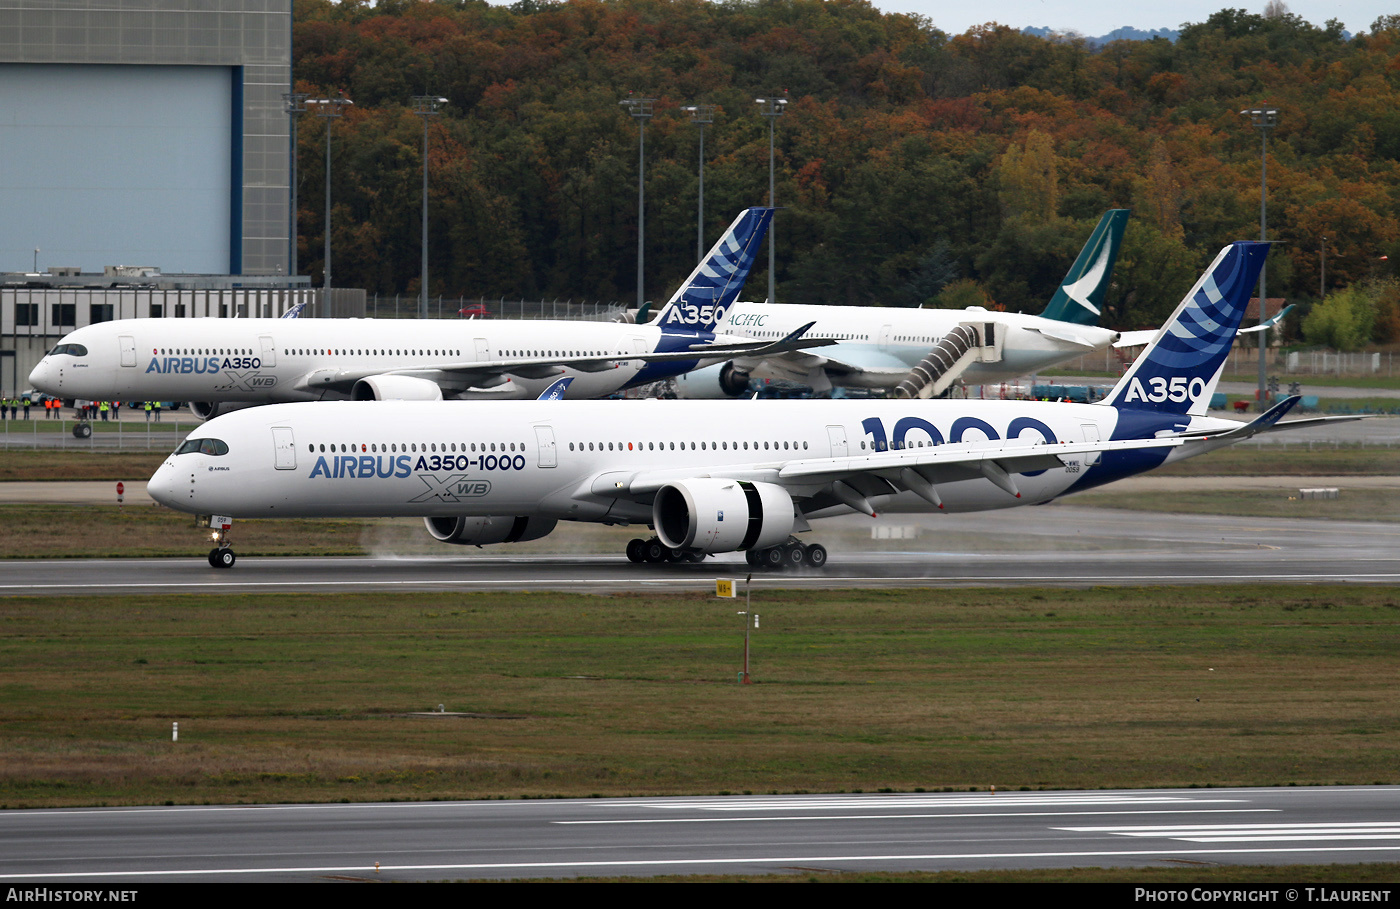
[
  {"xmin": 673, "ymin": 362, "xmax": 751, "ymax": 399},
  {"xmin": 352, "ymin": 375, "xmax": 444, "ymax": 402},
  {"xmin": 424, "ymin": 515, "xmax": 557, "ymax": 546},
  {"xmin": 653, "ymin": 479, "xmax": 794, "ymax": 553}
]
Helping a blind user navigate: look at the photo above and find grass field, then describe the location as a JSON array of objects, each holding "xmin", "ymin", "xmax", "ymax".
[{"xmin": 2, "ymin": 586, "xmax": 1399, "ymax": 809}]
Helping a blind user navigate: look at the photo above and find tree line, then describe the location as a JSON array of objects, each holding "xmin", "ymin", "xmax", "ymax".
[{"xmin": 289, "ymin": 0, "xmax": 1400, "ymax": 345}]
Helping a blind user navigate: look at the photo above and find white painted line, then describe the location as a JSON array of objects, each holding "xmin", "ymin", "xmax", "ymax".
[
  {"xmin": 558, "ymin": 809, "xmax": 1279, "ymax": 825},
  {"xmin": 9, "ymin": 845, "xmax": 1400, "ymax": 879}
]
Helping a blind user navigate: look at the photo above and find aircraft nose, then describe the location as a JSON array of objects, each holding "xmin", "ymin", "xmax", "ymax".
[
  {"xmin": 147, "ymin": 460, "xmax": 183, "ymax": 510},
  {"xmin": 27, "ymin": 359, "xmax": 53, "ymax": 392}
]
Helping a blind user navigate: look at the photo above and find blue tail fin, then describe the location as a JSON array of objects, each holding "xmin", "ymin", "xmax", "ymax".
[
  {"xmin": 1039, "ymin": 209, "xmax": 1129, "ymax": 325},
  {"xmin": 654, "ymin": 208, "xmax": 773, "ymax": 330},
  {"xmin": 1103, "ymin": 241, "xmax": 1269, "ymax": 416}
]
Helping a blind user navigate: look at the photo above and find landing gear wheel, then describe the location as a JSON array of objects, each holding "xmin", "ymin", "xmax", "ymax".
[
  {"xmin": 208, "ymin": 547, "xmax": 235, "ymax": 569},
  {"xmin": 804, "ymin": 544, "xmax": 828, "ymax": 568},
  {"xmin": 685, "ymin": 550, "xmax": 706, "ymax": 563},
  {"xmin": 666, "ymin": 547, "xmax": 687, "ymax": 562},
  {"xmin": 626, "ymin": 538, "xmax": 647, "ymax": 564},
  {"xmin": 644, "ymin": 539, "xmax": 669, "ymax": 563},
  {"xmin": 761, "ymin": 547, "xmax": 786, "ymax": 570},
  {"xmin": 73, "ymin": 422, "xmax": 92, "ymax": 439},
  {"xmin": 785, "ymin": 545, "xmax": 807, "ymax": 569},
  {"xmin": 745, "ymin": 549, "xmax": 763, "ymax": 568}
]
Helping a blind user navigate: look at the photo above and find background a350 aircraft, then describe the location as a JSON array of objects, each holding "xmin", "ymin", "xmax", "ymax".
[
  {"xmin": 28, "ymin": 209, "xmax": 827, "ymax": 415},
  {"xmin": 672, "ymin": 209, "xmax": 1143, "ymax": 399},
  {"xmin": 148, "ymin": 240, "xmax": 1342, "ymax": 571},
  {"xmin": 34, "ymin": 207, "xmax": 1227, "ymax": 414}
]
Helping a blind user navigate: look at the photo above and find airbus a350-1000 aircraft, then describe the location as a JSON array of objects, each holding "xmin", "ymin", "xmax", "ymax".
[
  {"xmin": 150, "ymin": 241, "xmax": 1336, "ymax": 570},
  {"xmin": 29, "ymin": 209, "xmax": 820, "ymax": 415}
]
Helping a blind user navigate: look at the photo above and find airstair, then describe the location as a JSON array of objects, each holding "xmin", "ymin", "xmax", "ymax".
[{"xmin": 893, "ymin": 322, "xmax": 1002, "ymax": 399}]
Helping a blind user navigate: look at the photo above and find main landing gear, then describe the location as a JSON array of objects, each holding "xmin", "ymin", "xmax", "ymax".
[
  {"xmin": 626, "ymin": 537, "xmax": 708, "ymax": 564},
  {"xmin": 624, "ymin": 536, "xmax": 827, "ymax": 570},
  {"xmin": 745, "ymin": 538, "xmax": 827, "ymax": 571}
]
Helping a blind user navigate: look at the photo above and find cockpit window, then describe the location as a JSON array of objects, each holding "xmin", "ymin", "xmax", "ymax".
[
  {"xmin": 174, "ymin": 438, "xmax": 229, "ymax": 456},
  {"xmin": 48, "ymin": 344, "xmax": 87, "ymax": 357}
]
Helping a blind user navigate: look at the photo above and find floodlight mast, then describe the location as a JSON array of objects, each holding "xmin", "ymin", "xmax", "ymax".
[
  {"xmin": 1240, "ymin": 105, "xmax": 1279, "ymax": 408},
  {"xmin": 413, "ymin": 96, "xmax": 449, "ymax": 319},
  {"xmin": 309, "ymin": 94, "xmax": 353, "ymax": 292},
  {"xmin": 756, "ymin": 96, "xmax": 787, "ymax": 304},
  {"xmin": 620, "ymin": 96, "xmax": 655, "ymax": 311},
  {"xmin": 683, "ymin": 104, "xmax": 715, "ymax": 261}
]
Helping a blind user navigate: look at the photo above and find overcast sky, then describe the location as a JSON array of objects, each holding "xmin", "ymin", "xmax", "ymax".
[{"xmin": 867, "ymin": 1, "xmax": 1389, "ymax": 38}]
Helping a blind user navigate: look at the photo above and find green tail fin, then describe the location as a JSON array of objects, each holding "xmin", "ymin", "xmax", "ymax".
[{"xmin": 1039, "ymin": 209, "xmax": 1129, "ymax": 326}]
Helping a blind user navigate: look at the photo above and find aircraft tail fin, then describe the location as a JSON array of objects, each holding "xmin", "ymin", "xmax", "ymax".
[
  {"xmin": 1039, "ymin": 209, "xmax": 1129, "ymax": 325},
  {"xmin": 654, "ymin": 207, "xmax": 773, "ymax": 330},
  {"xmin": 1102, "ymin": 241, "xmax": 1269, "ymax": 417}
]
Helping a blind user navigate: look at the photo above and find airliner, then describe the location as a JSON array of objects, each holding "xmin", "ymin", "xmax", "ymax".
[
  {"xmin": 29, "ymin": 209, "xmax": 821, "ymax": 414},
  {"xmin": 671, "ymin": 210, "xmax": 1143, "ymax": 398},
  {"xmin": 149, "ymin": 240, "xmax": 1334, "ymax": 570}
]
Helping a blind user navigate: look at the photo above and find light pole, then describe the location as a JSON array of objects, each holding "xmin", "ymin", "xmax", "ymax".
[
  {"xmin": 309, "ymin": 93, "xmax": 353, "ymax": 292},
  {"xmin": 282, "ymin": 92, "xmax": 308, "ymax": 282},
  {"xmin": 620, "ymin": 96, "xmax": 654, "ymax": 310},
  {"xmin": 756, "ymin": 96, "xmax": 787, "ymax": 305},
  {"xmin": 1240, "ymin": 105, "xmax": 1278, "ymax": 407},
  {"xmin": 682, "ymin": 104, "xmax": 715, "ymax": 261},
  {"xmin": 413, "ymin": 96, "xmax": 448, "ymax": 319},
  {"xmin": 1320, "ymin": 235, "xmax": 1327, "ymax": 299}
]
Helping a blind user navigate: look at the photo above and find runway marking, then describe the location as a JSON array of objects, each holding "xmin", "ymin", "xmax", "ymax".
[
  {"xmin": 622, "ymin": 794, "xmax": 1244, "ymax": 809},
  {"xmin": 9, "ymin": 846, "xmax": 1400, "ymax": 879},
  {"xmin": 1061, "ymin": 822, "xmax": 1400, "ymax": 843},
  {"xmin": 557, "ymin": 809, "xmax": 1278, "ymax": 825}
]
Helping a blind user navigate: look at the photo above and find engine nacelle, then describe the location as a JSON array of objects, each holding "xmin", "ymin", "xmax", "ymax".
[
  {"xmin": 190, "ymin": 400, "xmax": 264, "ymax": 420},
  {"xmin": 423, "ymin": 515, "xmax": 557, "ymax": 546},
  {"xmin": 351, "ymin": 375, "xmax": 444, "ymax": 402},
  {"xmin": 653, "ymin": 479, "xmax": 794, "ymax": 553},
  {"xmin": 673, "ymin": 362, "xmax": 750, "ymax": 399}
]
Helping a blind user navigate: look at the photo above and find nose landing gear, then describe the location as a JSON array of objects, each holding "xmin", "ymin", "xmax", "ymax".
[{"xmin": 200, "ymin": 515, "xmax": 236, "ymax": 569}]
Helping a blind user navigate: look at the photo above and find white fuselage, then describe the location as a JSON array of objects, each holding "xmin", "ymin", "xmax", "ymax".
[
  {"xmin": 27, "ymin": 318, "xmax": 731, "ymax": 404},
  {"xmin": 147, "ymin": 398, "xmax": 1234, "ymax": 525},
  {"xmin": 710, "ymin": 301, "xmax": 1121, "ymax": 387}
]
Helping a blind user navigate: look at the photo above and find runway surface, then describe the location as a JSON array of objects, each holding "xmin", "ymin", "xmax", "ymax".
[
  {"xmin": 3, "ymin": 786, "xmax": 1400, "ymax": 881},
  {"xmin": 2, "ymin": 505, "xmax": 1397, "ymax": 595}
]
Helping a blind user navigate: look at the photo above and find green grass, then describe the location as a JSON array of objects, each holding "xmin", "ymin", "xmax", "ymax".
[
  {"xmin": 2, "ymin": 586, "xmax": 1400, "ymax": 808},
  {"xmin": 1071, "ymin": 487, "xmax": 1400, "ymax": 521}
]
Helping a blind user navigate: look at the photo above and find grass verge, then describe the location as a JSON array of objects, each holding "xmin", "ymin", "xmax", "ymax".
[{"xmin": 2, "ymin": 585, "xmax": 1399, "ymax": 808}]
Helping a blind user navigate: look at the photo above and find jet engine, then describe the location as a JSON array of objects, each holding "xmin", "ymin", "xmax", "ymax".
[
  {"xmin": 351, "ymin": 375, "xmax": 444, "ymax": 402},
  {"xmin": 424, "ymin": 515, "xmax": 557, "ymax": 546},
  {"xmin": 673, "ymin": 362, "xmax": 751, "ymax": 399},
  {"xmin": 190, "ymin": 400, "xmax": 264, "ymax": 420},
  {"xmin": 653, "ymin": 478, "xmax": 794, "ymax": 553}
]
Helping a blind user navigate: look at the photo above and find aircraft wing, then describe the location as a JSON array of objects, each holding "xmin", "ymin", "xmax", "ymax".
[
  {"xmin": 1112, "ymin": 329, "xmax": 1159, "ymax": 349},
  {"xmin": 1025, "ymin": 323, "xmax": 1106, "ymax": 349},
  {"xmin": 587, "ymin": 434, "xmax": 1187, "ymax": 513},
  {"xmin": 733, "ymin": 347, "xmax": 910, "ymax": 384},
  {"xmin": 292, "ymin": 323, "xmax": 836, "ymax": 393}
]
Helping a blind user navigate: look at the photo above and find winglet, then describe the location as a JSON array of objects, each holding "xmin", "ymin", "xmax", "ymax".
[
  {"xmin": 1039, "ymin": 209, "xmax": 1130, "ymax": 326},
  {"xmin": 1238, "ymin": 303, "xmax": 1294, "ymax": 335},
  {"xmin": 537, "ymin": 377, "xmax": 574, "ymax": 400},
  {"xmin": 1200, "ymin": 395, "xmax": 1301, "ymax": 442},
  {"xmin": 653, "ymin": 208, "xmax": 774, "ymax": 330}
]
